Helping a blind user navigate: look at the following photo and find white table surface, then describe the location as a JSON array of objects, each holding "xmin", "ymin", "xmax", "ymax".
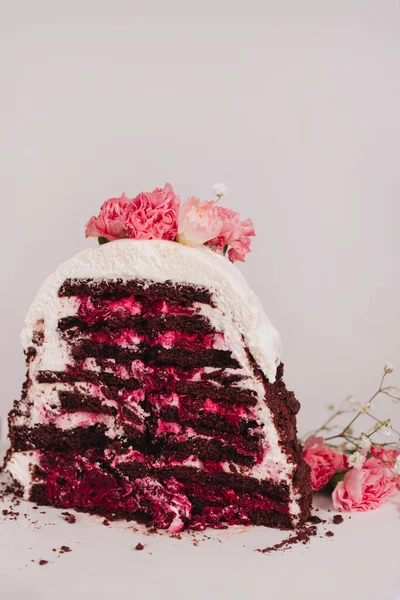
[{"xmin": 1, "ymin": 469, "xmax": 399, "ymax": 600}]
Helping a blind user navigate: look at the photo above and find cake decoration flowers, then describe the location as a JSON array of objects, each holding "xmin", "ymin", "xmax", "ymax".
[
  {"xmin": 302, "ymin": 435, "xmax": 346, "ymax": 490},
  {"xmin": 85, "ymin": 194, "xmax": 131, "ymax": 242},
  {"xmin": 85, "ymin": 182, "xmax": 255, "ymax": 262},
  {"xmin": 302, "ymin": 364, "xmax": 400, "ymax": 512},
  {"xmin": 332, "ymin": 457, "xmax": 397, "ymax": 512},
  {"xmin": 212, "ymin": 183, "xmax": 228, "ymax": 200},
  {"xmin": 177, "ymin": 198, "xmax": 222, "ymax": 247}
]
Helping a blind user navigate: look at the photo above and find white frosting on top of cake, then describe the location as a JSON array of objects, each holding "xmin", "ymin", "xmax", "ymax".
[{"xmin": 21, "ymin": 239, "xmax": 282, "ymax": 382}]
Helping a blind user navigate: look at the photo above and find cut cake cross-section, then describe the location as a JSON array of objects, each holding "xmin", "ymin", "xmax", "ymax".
[{"xmin": 4, "ymin": 239, "xmax": 311, "ymax": 531}]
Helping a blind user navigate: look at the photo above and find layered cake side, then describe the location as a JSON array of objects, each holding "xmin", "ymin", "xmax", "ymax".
[{"xmin": 4, "ymin": 239, "xmax": 311, "ymax": 531}]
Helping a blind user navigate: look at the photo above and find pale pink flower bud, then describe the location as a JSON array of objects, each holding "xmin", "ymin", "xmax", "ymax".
[{"xmin": 177, "ymin": 197, "xmax": 222, "ymax": 247}]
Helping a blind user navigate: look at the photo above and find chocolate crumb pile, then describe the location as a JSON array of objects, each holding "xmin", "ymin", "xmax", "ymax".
[
  {"xmin": 135, "ymin": 543, "xmax": 145, "ymax": 551},
  {"xmin": 255, "ymin": 510, "xmax": 345, "ymax": 554},
  {"xmin": 333, "ymin": 514, "xmax": 343, "ymax": 525},
  {"xmin": 5, "ymin": 510, "xmax": 20, "ymax": 521},
  {"xmin": 0, "ymin": 486, "xmax": 42, "ymax": 528},
  {"xmin": 255, "ymin": 523, "xmax": 318, "ymax": 554},
  {"xmin": 307, "ymin": 515, "xmax": 326, "ymax": 525},
  {"xmin": 61, "ymin": 511, "xmax": 76, "ymax": 524}
]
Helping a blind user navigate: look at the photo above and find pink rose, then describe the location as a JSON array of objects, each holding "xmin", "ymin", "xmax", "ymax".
[
  {"xmin": 302, "ymin": 435, "xmax": 346, "ymax": 491},
  {"xmin": 207, "ymin": 207, "xmax": 256, "ymax": 262},
  {"xmin": 123, "ymin": 183, "xmax": 179, "ymax": 241},
  {"xmin": 371, "ymin": 446, "xmax": 400, "ymax": 489},
  {"xmin": 85, "ymin": 194, "xmax": 131, "ymax": 241},
  {"xmin": 332, "ymin": 457, "xmax": 397, "ymax": 512},
  {"xmin": 177, "ymin": 197, "xmax": 222, "ymax": 247},
  {"xmin": 228, "ymin": 236, "xmax": 252, "ymax": 263}
]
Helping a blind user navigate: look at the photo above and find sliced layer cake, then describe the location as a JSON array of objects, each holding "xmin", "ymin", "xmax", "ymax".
[{"xmin": 4, "ymin": 239, "xmax": 311, "ymax": 531}]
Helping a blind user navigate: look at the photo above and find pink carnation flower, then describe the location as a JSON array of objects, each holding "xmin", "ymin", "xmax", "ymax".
[
  {"xmin": 177, "ymin": 197, "xmax": 222, "ymax": 247},
  {"xmin": 332, "ymin": 457, "xmax": 397, "ymax": 512},
  {"xmin": 228, "ymin": 237, "xmax": 253, "ymax": 263},
  {"xmin": 302, "ymin": 435, "xmax": 346, "ymax": 491},
  {"xmin": 123, "ymin": 183, "xmax": 179, "ymax": 241},
  {"xmin": 207, "ymin": 207, "xmax": 255, "ymax": 262},
  {"xmin": 371, "ymin": 446, "xmax": 400, "ymax": 489},
  {"xmin": 85, "ymin": 194, "xmax": 131, "ymax": 241}
]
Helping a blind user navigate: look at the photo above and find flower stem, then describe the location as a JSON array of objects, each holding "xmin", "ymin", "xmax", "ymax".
[
  {"xmin": 314, "ymin": 411, "xmax": 346, "ymax": 435},
  {"xmin": 322, "ymin": 372, "xmax": 389, "ymax": 444}
]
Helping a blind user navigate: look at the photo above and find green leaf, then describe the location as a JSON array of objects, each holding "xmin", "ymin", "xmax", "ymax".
[
  {"xmin": 98, "ymin": 237, "xmax": 109, "ymax": 245},
  {"xmin": 327, "ymin": 470, "xmax": 347, "ymax": 490}
]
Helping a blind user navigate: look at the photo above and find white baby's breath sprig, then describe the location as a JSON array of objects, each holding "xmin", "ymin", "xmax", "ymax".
[
  {"xmin": 346, "ymin": 395, "xmax": 359, "ymax": 407},
  {"xmin": 309, "ymin": 366, "xmax": 399, "ymax": 460},
  {"xmin": 212, "ymin": 183, "xmax": 228, "ymax": 202},
  {"xmin": 359, "ymin": 433, "xmax": 371, "ymax": 450},
  {"xmin": 348, "ymin": 451, "xmax": 366, "ymax": 468},
  {"xmin": 361, "ymin": 402, "xmax": 375, "ymax": 414},
  {"xmin": 381, "ymin": 420, "xmax": 393, "ymax": 437}
]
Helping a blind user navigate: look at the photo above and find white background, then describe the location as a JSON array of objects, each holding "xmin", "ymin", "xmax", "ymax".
[
  {"xmin": 1, "ymin": 3, "xmax": 400, "ymax": 599},
  {"xmin": 1, "ymin": 494, "xmax": 400, "ymax": 600}
]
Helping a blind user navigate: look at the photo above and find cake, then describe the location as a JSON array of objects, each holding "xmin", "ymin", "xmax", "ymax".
[{"xmin": 4, "ymin": 184, "xmax": 312, "ymax": 531}]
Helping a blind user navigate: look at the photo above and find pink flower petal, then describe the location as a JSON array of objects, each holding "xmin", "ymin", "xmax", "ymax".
[
  {"xmin": 177, "ymin": 198, "xmax": 222, "ymax": 246},
  {"xmin": 123, "ymin": 183, "xmax": 179, "ymax": 241},
  {"xmin": 85, "ymin": 194, "xmax": 131, "ymax": 241}
]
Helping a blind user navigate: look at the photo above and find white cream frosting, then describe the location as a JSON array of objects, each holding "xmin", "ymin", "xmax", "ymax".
[
  {"xmin": 6, "ymin": 451, "xmax": 41, "ymax": 500},
  {"xmin": 21, "ymin": 239, "xmax": 282, "ymax": 382}
]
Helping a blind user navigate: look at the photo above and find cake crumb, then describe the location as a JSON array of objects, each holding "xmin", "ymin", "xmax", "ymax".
[
  {"xmin": 308, "ymin": 515, "xmax": 326, "ymax": 525},
  {"xmin": 255, "ymin": 524, "xmax": 318, "ymax": 554},
  {"xmin": 147, "ymin": 526, "xmax": 158, "ymax": 534},
  {"xmin": 61, "ymin": 511, "xmax": 76, "ymax": 524},
  {"xmin": 60, "ymin": 545, "xmax": 72, "ymax": 553},
  {"xmin": 2, "ymin": 509, "xmax": 19, "ymax": 521},
  {"xmin": 103, "ymin": 519, "xmax": 110, "ymax": 526},
  {"xmin": 333, "ymin": 515, "xmax": 343, "ymax": 525},
  {"xmin": 39, "ymin": 560, "xmax": 48, "ymax": 566},
  {"xmin": 325, "ymin": 531, "xmax": 334, "ymax": 537},
  {"xmin": 135, "ymin": 543, "xmax": 144, "ymax": 551}
]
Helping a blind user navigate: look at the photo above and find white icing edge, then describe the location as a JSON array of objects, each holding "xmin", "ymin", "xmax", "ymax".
[
  {"xmin": 5, "ymin": 451, "xmax": 40, "ymax": 500},
  {"xmin": 21, "ymin": 239, "xmax": 282, "ymax": 382}
]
